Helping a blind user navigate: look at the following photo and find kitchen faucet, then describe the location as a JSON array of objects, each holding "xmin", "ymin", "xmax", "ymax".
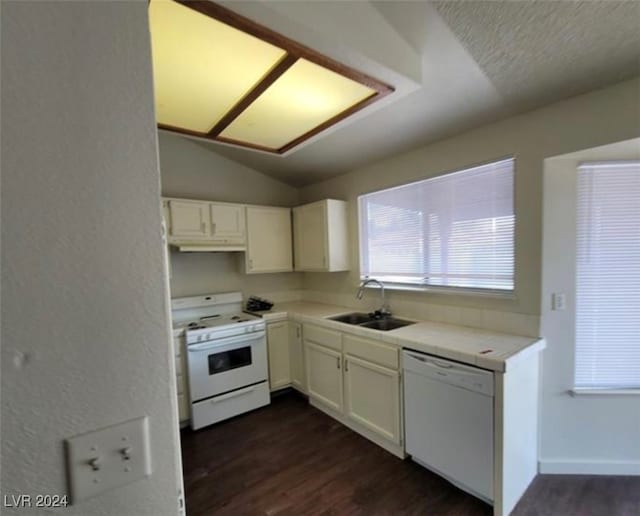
[{"xmin": 357, "ymin": 278, "xmax": 391, "ymax": 318}]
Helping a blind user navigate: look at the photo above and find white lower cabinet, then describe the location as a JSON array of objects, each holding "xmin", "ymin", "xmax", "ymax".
[
  {"xmin": 305, "ymin": 341, "xmax": 343, "ymax": 412},
  {"xmin": 267, "ymin": 321, "xmax": 291, "ymax": 391},
  {"xmin": 289, "ymin": 322, "xmax": 306, "ymax": 393},
  {"xmin": 303, "ymin": 324, "xmax": 403, "ymax": 457},
  {"xmin": 344, "ymin": 355, "xmax": 401, "ymax": 445}
]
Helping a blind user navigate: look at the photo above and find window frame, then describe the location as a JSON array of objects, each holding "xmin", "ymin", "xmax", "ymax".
[{"xmin": 356, "ymin": 156, "xmax": 518, "ymax": 298}]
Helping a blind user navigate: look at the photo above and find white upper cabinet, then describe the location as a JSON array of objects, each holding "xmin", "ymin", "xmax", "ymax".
[
  {"xmin": 293, "ymin": 199, "xmax": 349, "ymax": 272},
  {"xmin": 245, "ymin": 206, "xmax": 293, "ymax": 273},
  {"xmin": 167, "ymin": 199, "xmax": 210, "ymax": 239},
  {"xmin": 209, "ymin": 203, "xmax": 245, "ymax": 244},
  {"xmin": 165, "ymin": 198, "xmax": 246, "ymax": 246}
]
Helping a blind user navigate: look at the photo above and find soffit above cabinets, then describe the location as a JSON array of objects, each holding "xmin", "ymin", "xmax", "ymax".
[{"xmin": 148, "ymin": 0, "xmax": 394, "ymax": 155}]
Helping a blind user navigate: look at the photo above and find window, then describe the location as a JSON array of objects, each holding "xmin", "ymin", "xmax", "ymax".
[
  {"xmin": 575, "ymin": 161, "xmax": 640, "ymax": 390},
  {"xmin": 358, "ymin": 158, "xmax": 514, "ymax": 292}
]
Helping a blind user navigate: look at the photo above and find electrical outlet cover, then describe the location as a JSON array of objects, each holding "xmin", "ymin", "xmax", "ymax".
[{"xmin": 65, "ymin": 416, "xmax": 151, "ymax": 503}]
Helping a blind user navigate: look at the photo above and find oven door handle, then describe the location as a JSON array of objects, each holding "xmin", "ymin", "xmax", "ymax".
[{"xmin": 187, "ymin": 330, "xmax": 265, "ymax": 352}]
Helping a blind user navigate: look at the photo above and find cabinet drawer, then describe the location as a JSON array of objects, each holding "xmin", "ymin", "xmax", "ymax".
[
  {"xmin": 344, "ymin": 334, "xmax": 399, "ymax": 369},
  {"xmin": 191, "ymin": 382, "xmax": 270, "ymax": 430},
  {"xmin": 303, "ymin": 324, "xmax": 342, "ymax": 351}
]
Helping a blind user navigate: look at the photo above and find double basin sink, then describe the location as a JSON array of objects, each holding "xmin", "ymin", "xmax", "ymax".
[{"xmin": 328, "ymin": 312, "xmax": 416, "ymax": 331}]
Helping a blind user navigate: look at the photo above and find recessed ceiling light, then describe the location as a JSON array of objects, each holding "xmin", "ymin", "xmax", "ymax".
[{"xmin": 148, "ymin": 0, "xmax": 394, "ymax": 154}]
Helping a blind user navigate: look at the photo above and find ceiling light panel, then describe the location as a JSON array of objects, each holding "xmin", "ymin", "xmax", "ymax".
[
  {"xmin": 148, "ymin": 1, "xmax": 393, "ymax": 153},
  {"xmin": 149, "ymin": 0, "xmax": 286, "ymax": 133},
  {"xmin": 219, "ymin": 59, "xmax": 376, "ymax": 150}
]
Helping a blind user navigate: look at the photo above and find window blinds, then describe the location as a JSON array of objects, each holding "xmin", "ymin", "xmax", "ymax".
[
  {"xmin": 575, "ymin": 161, "xmax": 640, "ymax": 390},
  {"xmin": 358, "ymin": 158, "xmax": 514, "ymax": 291}
]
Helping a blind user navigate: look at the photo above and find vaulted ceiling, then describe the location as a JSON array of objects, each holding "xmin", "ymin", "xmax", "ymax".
[{"xmin": 159, "ymin": 0, "xmax": 640, "ymax": 186}]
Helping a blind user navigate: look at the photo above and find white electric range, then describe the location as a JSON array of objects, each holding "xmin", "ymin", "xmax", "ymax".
[{"xmin": 171, "ymin": 292, "xmax": 270, "ymax": 430}]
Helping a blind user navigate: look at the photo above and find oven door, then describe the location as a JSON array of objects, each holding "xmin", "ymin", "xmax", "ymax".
[{"xmin": 186, "ymin": 330, "xmax": 267, "ymax": 402}]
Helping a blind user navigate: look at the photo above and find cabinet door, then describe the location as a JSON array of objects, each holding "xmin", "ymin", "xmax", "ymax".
[
  {"xmin": 210, "ymin": 203, "xmax": 245, "ymax": 244},
  {"xmin": 246, "ymin": 206, "xmax": 293, "ymax": 273},
  {"xmin": 305, "ymin": 341, "xmax": 343, "ymax": 413},
  {"xmin": 289, "ymin": 322, "xmax": 306, "ymax": 393},
  {"xmin": 267, "ymin": 322, "xmax": 291, "ymax": 391},
  {"xmin": 344, "ymin": 355, "xmax": 401, "ymax": 445},
  {"xmin": 168, "ymin": 200, "xmax": 210, "ymax": 239},
  {"xmin": 294, "ymin": 202, "xmax": 327, "ymax": 271}
]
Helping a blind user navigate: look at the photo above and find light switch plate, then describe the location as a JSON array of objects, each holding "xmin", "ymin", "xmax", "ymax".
[{"xmin": 65, "ymin": 416, "xmax": 151, "ymax": 503}]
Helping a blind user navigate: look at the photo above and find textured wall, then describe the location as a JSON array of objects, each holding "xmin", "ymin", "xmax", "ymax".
[
  {"xmin": 433, "ymin": 1, "xmax": 640, "ymax": 110},
  {"xmin": 1, "ymin": 2, "xmax": 182, "ymax": 515}
]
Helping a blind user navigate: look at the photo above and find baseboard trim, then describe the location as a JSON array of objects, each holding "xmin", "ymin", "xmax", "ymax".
[{"xmin": 539, "ymin": 459, "xmax": 640, "ymax": 475}]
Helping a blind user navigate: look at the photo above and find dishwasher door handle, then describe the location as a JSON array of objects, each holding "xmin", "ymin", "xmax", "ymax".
[
  {"xmin": 430, "ymin": 359, "xmax": 454, "ymax": 369},
  {"xmin": 405, "ymin": 351, "xmax": 428, "ymax": 362}
]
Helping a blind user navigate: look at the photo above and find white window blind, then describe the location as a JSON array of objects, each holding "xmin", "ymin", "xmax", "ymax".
[
  {"xmin": 358, "ymin": 158, "xmax": 514, "ymax": 292},
  {"xmin": 575, "ymin": 161, "xmax": 640, "ymax": 390}
]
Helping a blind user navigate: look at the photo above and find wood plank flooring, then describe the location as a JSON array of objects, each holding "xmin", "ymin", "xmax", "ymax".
[{"xmin": 181, "ymin": 391, "xmax": 639, "ymax": 516}]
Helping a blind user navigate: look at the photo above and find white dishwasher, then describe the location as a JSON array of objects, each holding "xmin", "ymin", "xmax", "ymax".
[{"xmin": 403, "ymin": 349, "xmax": 494, "ymax": 503}]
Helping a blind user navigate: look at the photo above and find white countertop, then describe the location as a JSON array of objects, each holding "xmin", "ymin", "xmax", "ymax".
[{"xmin": 255, "ymin": 301, "xmax": 545, "ymax": 372}]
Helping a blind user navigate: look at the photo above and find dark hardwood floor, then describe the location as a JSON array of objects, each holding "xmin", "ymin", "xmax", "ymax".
[{"xmin": 181, "ymin": 391, "xmax": 639, "ymax": 516}]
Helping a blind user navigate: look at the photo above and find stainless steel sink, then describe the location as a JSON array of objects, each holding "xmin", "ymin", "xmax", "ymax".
[
  {"xmin": 360, "ymin": 318, "xmax": 415, "ymax": 331},
  {"xmin": 328, "ymin": 312, "xmax": 376, "ymax": 325},
  {"xmin": 328, "ymin": 312, "xmax": 415, "ymax": 331}
]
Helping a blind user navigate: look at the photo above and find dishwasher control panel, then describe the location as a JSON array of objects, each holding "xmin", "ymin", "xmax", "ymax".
[{"xmin": 403, "ymin": 350, "xmax": 494, "ymax": 396}]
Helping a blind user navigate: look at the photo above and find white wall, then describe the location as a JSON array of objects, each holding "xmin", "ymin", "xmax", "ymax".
[
  {"xmin": 540, "ymin": 139, "xmax": 640, "ymax": 475},
  {"xmin": 1, "ymin": 2, "xmax": 183, "ymax": 514},
  {"xmin": 299, "ymin": 78, "xmax": 640, "ymax": 336},
  {"xmin": 158, "ymin": 132, "xmax": 303, "ymax": 300},
  {"xmin": 159, "ymin": 131, "xmax": 298, "ymax": 206},
  {"xmin": 167, "ymin": 251, "xmax": 302, "ymax": 301}
]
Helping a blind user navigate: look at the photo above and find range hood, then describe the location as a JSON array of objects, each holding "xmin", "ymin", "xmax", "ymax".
[{"xmin": 169, "ymin": 242, "xmax": 246, "ymax": 253}]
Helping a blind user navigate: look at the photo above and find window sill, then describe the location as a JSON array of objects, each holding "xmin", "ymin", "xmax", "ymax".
[
  {"xmin": 570, "ymin": 388, "xmax": 640, "ymax": 396},
  {"xmin": 360, "ymin": 281, "xmax": 516, "ymax": 300}
]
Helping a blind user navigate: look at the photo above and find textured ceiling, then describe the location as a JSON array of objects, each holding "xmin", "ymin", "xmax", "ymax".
[
  {"xmin": 170, "ymin": 0, "xmax": 640, "ymax": 186},
  {"xmin": 433, "ymin": 0, "xmax": 640, "ymax": 110}
]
